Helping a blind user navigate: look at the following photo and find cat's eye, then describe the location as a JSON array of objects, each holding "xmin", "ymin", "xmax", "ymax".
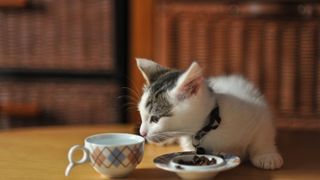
[{"xmin": 150, "ymin": 116, "xmax": 160, "ymax": 123}]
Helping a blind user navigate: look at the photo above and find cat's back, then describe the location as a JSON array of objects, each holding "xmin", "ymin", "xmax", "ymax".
[{"xmin": 207, "ymin": 75, "xmax": 266, "ymax": 106}]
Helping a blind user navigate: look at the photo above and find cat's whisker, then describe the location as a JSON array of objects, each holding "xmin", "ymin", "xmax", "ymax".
[
  {"xmin": 122, "ymin": 101, "xmax": 138, "ymax": 106},
  {"xmin": 147, "ymin": 134, "xmax": 171, "ymax": 140},
  {"xmin": 122, "ymin": 106, "xmax": 137, "ymax": 110},
  {"xmin": 125, "ymin": 77, "xmax": 143, "ymax": 97},
  {"xmin": 151, "ymin": 132, "xmax": 189, "ymax": 137},
  {"xmin": 122, "ymin": 105, "xmax": 138, "ymax": 110},
  {"xmin": 117, "ymin": 94, "xmax": 137, "ymax": 98},
  {"xmin": 123, "ymin": 76, "xmax": 141, "ymax": 92},
  {"xmin": 149, "ymin": 130, "xmax": 195, "ymax": 139},
  {"xmin": 155, "ymin": 135, "xmax": 171, "ymax": 142},
  {"xmin": 121, "ymin": 103, "xmax": 138, "ymax": 110},
  {"xmin": 121, "ymin": 87, "xmax": 140, "ymax": 100},
  {"xmin": 121, "ymin": 86, "xmax": 139, "ymax": 95},
  {"xmin": 149, "ymin": 136, "xmax": 163, "ymax": 143},
  {"xmin": 117, "ymin": 95, "xmax": 139, "ymax": 104},
  {"xmin": 152, "ymin": 128, "xmax": 195, "ymax": 135},
  {"xmin": 119, "ymin": 99, "xmax": 139, "ymax": 108},
  {"xmin": 123, "ymin": 94, "xmax": 139, "ymax": 103},
  {"xmin": 126, "ymin": 107, "xmax": 139, "ymax": 111}
]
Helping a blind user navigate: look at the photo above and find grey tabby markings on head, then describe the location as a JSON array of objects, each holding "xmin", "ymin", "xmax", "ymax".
[{"xmin": 144, "ymin": 69, "xmax": 182, "ymax": 117}]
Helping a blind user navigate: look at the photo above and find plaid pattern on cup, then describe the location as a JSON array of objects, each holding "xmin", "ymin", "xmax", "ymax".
[{"xmin": 90, "ymin": 144, "xmax": 144, "ymax": 168}]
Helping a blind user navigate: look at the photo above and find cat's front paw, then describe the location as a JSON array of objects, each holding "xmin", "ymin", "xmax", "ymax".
[{"xmin": 251, "ymin": 153, "xmax": 284, "ymax": 170}]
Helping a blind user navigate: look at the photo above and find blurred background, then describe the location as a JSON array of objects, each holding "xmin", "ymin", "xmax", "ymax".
[{"xmin": 0, "ymin": 0, "xmax": 319, "ymax": 130}]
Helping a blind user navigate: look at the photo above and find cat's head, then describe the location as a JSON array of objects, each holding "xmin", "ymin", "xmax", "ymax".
[{"xmin": 136, "ymin": 58, "xmax": 211, "ymax": 143}]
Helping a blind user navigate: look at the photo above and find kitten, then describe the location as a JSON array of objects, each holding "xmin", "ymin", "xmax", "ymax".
[{"xmin": 136, "ymin": 58, "xmax": 283, "ymax": 170}]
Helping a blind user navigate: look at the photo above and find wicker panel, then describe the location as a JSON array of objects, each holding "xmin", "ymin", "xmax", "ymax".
[
  {"xmin": 318, "ymin": 29, "xmax": 320, "ymax": 116},
  {"xmin": 228, "ymin": 21, "xmax": 244, "ymax": 75},
  {"xmin": 0, "ymin": 0, "xmax": 114, "ymax": 71},
  {"xmin": 176, "ymin": 15, "xmax": 192, "ymax": 70},
  {"xmin": 210, "ymin": 20, "xmax": 228, "ymax": 76},
  {"xmin": 279, "ymin": 22, "xmax": 297, "ymax": 115},
  {"xmin": 154, "ymin": 1, "xmax": 320, "ymax": 122},
  {"xmin": 0, "ymin": 80, "xmax": 119, "ymax": 124},
  {"xmin": 263, "ymin": 22, "xmax": 280, "ymax": 111},
  {"xmin": 299, "ymin": 22, "xmax": 316, "ymax": 115}
]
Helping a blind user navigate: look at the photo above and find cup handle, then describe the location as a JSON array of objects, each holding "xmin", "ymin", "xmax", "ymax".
[{"xmin": 65, "ymin": 145, "xmax": 90, "ymax": 176}]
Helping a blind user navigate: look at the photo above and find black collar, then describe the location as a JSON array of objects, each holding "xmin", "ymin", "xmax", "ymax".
[{"xmin": 192, "ymin": 104, "xmax": 221, "ymax": 154}]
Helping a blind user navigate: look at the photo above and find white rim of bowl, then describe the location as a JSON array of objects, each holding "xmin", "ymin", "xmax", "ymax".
[{"xmin": 85, "ymin": 133, "xmax": 145, "ymax": 147}]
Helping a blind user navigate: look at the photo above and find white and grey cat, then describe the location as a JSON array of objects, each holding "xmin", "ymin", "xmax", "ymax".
[{"xmin": 136, "ymin": 58, "xmax": 283, "ymax": 170}]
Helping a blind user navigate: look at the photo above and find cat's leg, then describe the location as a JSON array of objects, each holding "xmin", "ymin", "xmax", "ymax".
[
  {"xmin": 248, "ymin": 120, "xmax": 283, "ymax": 170},
  {"xmin": 179, "ymin": 136, "xmax": 195, "ymax": 151}
]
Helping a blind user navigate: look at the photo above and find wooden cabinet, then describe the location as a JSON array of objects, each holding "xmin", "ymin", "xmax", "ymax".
[
  {"xmin": 130, "ymin": 0, "xmax": 320, "ymax": 128},
  {"xmin": 0, "ymin": 0, "xmax": 122, "ymax": 127}
]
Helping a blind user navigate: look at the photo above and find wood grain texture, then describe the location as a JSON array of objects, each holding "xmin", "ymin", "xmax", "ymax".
[
  {"xmin": 0, "ymin": 0, "xmax": 25, "ymax": 7},
  {"xmin": 0, "ymin": 125, "xmax": 319, "ymax": 179}
]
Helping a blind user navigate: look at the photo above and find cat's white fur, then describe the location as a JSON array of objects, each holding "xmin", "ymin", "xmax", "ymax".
[{"xmin": 137, "ymin": 58, "xmax": 283, "ymax": 170}]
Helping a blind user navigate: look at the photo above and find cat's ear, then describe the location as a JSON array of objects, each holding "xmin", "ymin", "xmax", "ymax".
[
  {"xmin": 171, "ymin": 62, "xmax": 204, "ymax": 101},
  {"xmin": 136, "ymin": 58, "xmax": 168, "ymax": 85}
]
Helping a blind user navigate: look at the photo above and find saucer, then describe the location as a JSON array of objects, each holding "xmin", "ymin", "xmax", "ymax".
[{"xmin": 153, "ymin": 151, "xmax": 240, "ymax": 179}]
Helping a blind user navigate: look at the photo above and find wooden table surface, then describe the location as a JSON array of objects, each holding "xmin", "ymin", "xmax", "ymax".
[{"xmin": 0, "ymin": 124, "xmax": 319, "ymax": 180}]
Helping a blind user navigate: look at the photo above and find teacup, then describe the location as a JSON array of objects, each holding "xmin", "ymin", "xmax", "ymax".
[{"xmin": 65, "ymin": 133, "xmax": 144, "ymax": 178}]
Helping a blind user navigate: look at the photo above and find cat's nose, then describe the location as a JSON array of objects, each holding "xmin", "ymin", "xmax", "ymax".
[{"xmin": 140, "ymin": 130, "xmax": 147, "ymax": 137}]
